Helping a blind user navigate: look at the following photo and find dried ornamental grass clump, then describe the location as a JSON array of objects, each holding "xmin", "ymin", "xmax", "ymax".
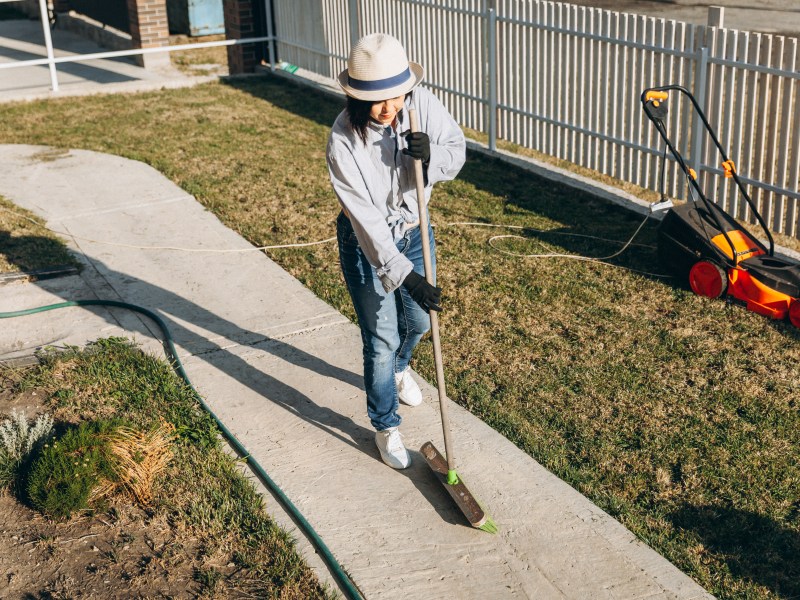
[
  {"xmin": 25, "ymin": 419, "xmax": 175, "ymax": 520},
  {"xmin": 102, "ymin": 420, "xmax": 176, "ymax": 505},
  {"xmin": 0, "ymin": 410, "xmax": 53, "ymax": 490}
]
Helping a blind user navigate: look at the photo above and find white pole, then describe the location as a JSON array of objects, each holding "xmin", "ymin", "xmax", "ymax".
[
  {"xmin": 348, "ymin": 0, "xmax": 359, "ymax": 46},
  {"xmin": 37, "ymin": 0, "xmax": 59, "ymax": 91},
  {"xmin": 691, "ymin": 46, "xmax": 709, "ymax": 183},
  {"xmin": 487, "ymin": 0, "xmax": 497, "ymax": 151},
  {"xmin": 263, "ymin": 0, "xmax": 276, "ymax": 72}
]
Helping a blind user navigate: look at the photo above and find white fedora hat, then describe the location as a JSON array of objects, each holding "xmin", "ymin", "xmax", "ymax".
[{"xmin": 338, "ymin": 33, "xmax": 424, "ymax": 101}]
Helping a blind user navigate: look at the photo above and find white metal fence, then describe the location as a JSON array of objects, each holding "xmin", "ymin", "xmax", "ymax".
[{"xmin": 272, "ymin": 0, "xmax": 800, "ymax": 239}]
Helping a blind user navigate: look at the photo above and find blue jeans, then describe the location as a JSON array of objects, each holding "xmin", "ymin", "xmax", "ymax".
[{"xmin": 337, "ymin": 212, "xmax": 435, "ymax": 431}]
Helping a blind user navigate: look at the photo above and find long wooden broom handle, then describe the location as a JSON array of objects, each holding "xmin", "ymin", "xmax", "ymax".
[{"xmin": 408, "ymin": 108, "xmax": 456, "ymax": 474}]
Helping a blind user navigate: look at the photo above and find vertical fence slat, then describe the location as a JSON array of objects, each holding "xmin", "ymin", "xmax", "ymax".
[
  {"xmin": 597, "ymin": 10, "xmax": 609, "ymax": 174},
  {"xmin": 558, "ymin": 2, "xmax": 569, "ymax": 160},
  {"xmin": 702, "ymin": 28, "xmax": 728, "ymax": 197},
  {"xmin": 585, "ymin": 8, "xmax": 603, "ymax": 169},
  {"xmin": 717, "ymin": 29, "xmax": 737, "ymax": 212},
  {"xmin": 575, "ymin": 6, "xmax": 586, "ymax": 166},
  {"xmin": 788, "ymin": 60, "xmax": 800, "ymax": 238},
  {"xmin": 645, "ymin": 18, "xmax": 665, "ymax": 190},
  {"xmin": 608, "ymin": 11, "xmax": 621, "ymax": 180},
  {"xmin": 765, "ymin": 36, "xmax": 786, "ymax": 230},
  {"xmin": 566, "ymin": 4, "xmax": 575, "ymax": 163},
  {"xmin": 513, "ymin": 0, "xmax": 521, "ymax": 147},
  {"xmin": 740, "ymin": 33, "xmax": 762, "ymax": 222},
  {"xmin": 499, "ymin": 0, "xmax": 508, "ymax": 143},
  {"xmin": 631, "ymin": 14, "xmax": 646, "ymax": 187},
  {"xmin": 548, "ymin": 1, "xmax": 557, "ymax": 157},
  {"xmin": 775, "ymin": 38, "xmax": 796, "ymax": 235},
  {"xmin": 623, "ymin": 12, "xmax": 637, "ymax": 185},
  {"xmin": 545, "ymin": 0, "xmax": 552, "ymax": 155},
  {"xmin": 666, "ymin": 21, "xmax": 685, "ymax": 200},
  {"xmin": 752, "ymin": 35, "xmax": 774, "ymax": 219},
  {"xmin": 522, "ymin": 0, "xmax": 531, "ymax": 149},
  {"xmin": 729, "ymin": 32, "xmax": 749, "ymax": 220}
]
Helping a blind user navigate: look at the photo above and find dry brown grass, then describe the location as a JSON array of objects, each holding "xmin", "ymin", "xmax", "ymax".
[{"xmin": 96, "ymin": 420, "xmax": 175, "ymax": 505}]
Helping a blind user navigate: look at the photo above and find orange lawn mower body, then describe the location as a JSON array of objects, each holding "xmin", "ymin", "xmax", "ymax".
[{"xmin": 641, "ymin": 85, "xmax": 800, "ymax": 328}]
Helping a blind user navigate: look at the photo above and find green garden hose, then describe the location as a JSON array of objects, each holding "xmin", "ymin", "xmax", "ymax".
[{"xmin": 0, "ymin": 299, "xmax": 363, "ymax": 600}]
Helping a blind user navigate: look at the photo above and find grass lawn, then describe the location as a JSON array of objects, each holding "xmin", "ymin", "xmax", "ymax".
[
  {"xmin": 0, "ymin": 338, "xmax": 332, "ymax": 598},
  {"xmin": 0, "ymin": 77, "xmax": 798, "ymax": 599},
  {"xmin": 169, "ymin": 34, "xmax": 230, "ymax": 77},
  {"xmin": 0, "ymin": 194, "xmax": 79, "ymax": 274}
]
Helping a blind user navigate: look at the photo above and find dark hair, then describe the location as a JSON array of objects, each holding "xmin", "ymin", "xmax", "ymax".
[
  {"xmin": 345, "ymin": 96, "xmax": 373, "ymax": 144},
  {"xmin": 345, "ymin": 92, "xmax": 414, "ymax": 145}
]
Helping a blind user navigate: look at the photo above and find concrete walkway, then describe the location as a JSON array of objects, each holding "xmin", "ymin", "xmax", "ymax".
[{"xmin": 0, "ymin": 144, "xmax": 715, "ymax": 599}]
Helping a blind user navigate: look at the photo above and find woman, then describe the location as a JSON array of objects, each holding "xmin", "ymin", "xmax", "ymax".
[{"xmin": 327, "ymin": 33, "xmax": 466, "ymax": 469}]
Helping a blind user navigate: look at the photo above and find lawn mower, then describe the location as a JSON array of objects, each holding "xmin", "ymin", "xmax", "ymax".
[{"xmin": 641, "ymin": 84, "xmax": 800, "ymax": 328}]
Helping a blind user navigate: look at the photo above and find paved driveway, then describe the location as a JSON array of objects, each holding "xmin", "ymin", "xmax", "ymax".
[{"xmin": 567, "ymin": 0, "xmax": 800, "ymax": 37}]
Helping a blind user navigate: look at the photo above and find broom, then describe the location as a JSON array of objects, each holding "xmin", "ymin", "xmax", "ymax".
[{"xmin": 408, "ymin": 108, "xmax": 497, "ymax": 534}]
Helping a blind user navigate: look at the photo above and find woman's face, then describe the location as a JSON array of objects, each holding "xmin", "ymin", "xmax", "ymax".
[{"xmin": 370, "ymin": 95, "xmax": 405, "ymax": 126}]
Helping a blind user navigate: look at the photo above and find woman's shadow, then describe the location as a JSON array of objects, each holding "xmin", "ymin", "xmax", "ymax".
[{"xmin": 1, "ymin": 231, "xmax": 463, "ymax": 525}]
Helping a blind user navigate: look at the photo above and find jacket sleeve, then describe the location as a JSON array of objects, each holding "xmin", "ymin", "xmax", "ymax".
[
  {"xmin": 417, "ymin": 88, "xmax": 466, "ymax": 186},
  {"xmin": 327, "ymin": 140, "xmax": 413, "ymax": 293}
]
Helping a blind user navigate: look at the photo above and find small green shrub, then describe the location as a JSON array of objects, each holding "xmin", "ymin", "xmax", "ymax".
[
  {"xmin": 0, "ymin": 410, "xmax": 53, "ymax": 490},
  {"xmin": 195, "ymin": 566, "xmax": 223, "ymax": 593},
  {"xmin": 26, "ymin": 420, "xmax": 120, "ymax": 520}
]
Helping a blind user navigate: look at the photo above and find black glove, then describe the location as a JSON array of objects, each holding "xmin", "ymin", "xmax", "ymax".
[
  {"xmin": 401, "ymin": 131, "xmax": 431, "ymax": 163},
  {"xmin": 402, "ymin": 271, "xmax": 442, "ymax": 312}
]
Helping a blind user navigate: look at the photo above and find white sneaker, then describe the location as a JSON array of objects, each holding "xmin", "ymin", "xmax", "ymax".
[
  {"xmin": 375, "ymin": 427, "xmax": 411, "ymax": 469},
  {"xmin": 395, "ymin": 368, "xmax": 423, "ymax": 406}
]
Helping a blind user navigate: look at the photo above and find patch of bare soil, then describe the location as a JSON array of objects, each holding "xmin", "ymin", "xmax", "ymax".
[
  {"xmin": 0, "ymin": 384, "xmax": 230, "ymax": 599},
  {"xmin": 0, "ymin": 495, "xmax": 208, "ymax": 599}
]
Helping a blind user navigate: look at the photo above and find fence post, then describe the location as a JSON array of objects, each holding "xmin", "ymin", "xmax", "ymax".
[
  {"xmin": 690, "ymin": 45, "xmax": 709, "ymax": 183},
  {"xmin": 265, "ymin": 0, "xmax": 276, "ymax": 71},
  {"xmin": 348, "ymin": 0, "xmax": 359, "ymax": 46},
  {"xmin": 486, "ymin": 0, "xmax": 497, "ymax": 151},
  {"xmin": 37, "ymin": 0, "xmax": 58, "ymax": 91}
]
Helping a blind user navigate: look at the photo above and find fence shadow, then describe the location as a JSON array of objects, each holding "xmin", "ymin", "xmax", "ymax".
[
  {"xmin": 454, "ymin": 152, "xmax": 665, "ymax": 277},
  {"xmin": 670, "ymin": 504, "xmax": 800, "ymax": 597},
  {"xmin": 222, "ymin": 75, "xmax": 343, "ymax": 130}
]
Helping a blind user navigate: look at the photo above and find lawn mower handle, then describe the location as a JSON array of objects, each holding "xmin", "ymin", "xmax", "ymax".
[{"xmin": 641, "ymin": 84, "xmax": 775, "ymax": 260}]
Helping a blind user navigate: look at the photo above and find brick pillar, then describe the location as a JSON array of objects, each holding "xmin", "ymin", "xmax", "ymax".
[
  {"xmin": 126, "ymin": 0, "xmax": 170, "ymax": 69},
  {"xmin": 223, "ymin": 0, "xmax": 258, "ymax": 74}
]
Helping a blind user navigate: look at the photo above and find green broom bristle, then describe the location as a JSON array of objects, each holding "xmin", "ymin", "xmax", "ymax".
[{"xmin": 477, "ymin": 516, "xmax": 498, "ymax": 534}]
